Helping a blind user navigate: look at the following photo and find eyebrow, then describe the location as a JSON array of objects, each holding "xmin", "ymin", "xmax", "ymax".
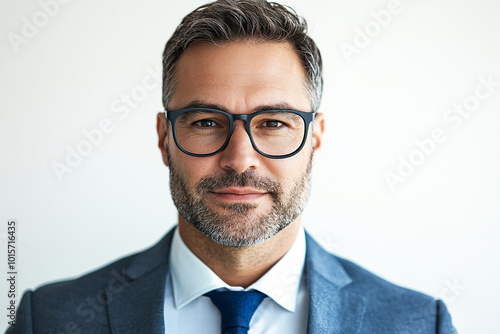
[{"xmin": 176, "ymin": 100, "xmax": 306, "ymax": 113}]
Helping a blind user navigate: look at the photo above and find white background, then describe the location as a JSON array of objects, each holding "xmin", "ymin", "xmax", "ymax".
[{"xmin": 1, "ymin": 0, "xmax": 499, "ymax": 333}]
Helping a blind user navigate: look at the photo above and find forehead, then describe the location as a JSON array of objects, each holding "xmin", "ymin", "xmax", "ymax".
[{"xmin": 169, "ymin": 41, "xmax": 310, "ymax": 112}]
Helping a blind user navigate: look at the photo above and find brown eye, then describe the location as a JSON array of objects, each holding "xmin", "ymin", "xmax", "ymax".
[
  {"xmin": 261, "ymin": 120, "xmax": 284, "ymax": 128},
  {"xmin": 195, "ymin": 119, "xmax": 219, "ymax": 127}
]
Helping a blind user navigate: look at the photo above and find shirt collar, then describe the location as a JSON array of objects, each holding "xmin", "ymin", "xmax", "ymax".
[{"xmin": 169, "ymin": 226, "xmax": 306, "ymax": 312}]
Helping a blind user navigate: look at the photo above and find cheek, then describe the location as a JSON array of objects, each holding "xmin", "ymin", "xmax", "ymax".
[
  {"xmin": 276, "ymin": 145, "xmax": 313, "ymax": 187},
  {"xmin": 170, "ymin": 150, "xmax": 220, "ymax": 187},
  {"xmin": 267, "ymin": 159, "xmax": 304, "ymax": 189},
  {"xmin": 185, "ymin": 160, "xmax": 214, "ymax": 183}
]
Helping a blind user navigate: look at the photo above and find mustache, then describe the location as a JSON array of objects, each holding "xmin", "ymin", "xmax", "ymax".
[{"xmin": 196, "ymin": 170, "xmax": 281, "ymax": 194}]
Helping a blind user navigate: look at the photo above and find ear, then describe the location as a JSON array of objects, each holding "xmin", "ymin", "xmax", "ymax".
[
  {"xmin": 311, "ymin": 112, "xmax": 325, "ymax": 166},
  {"xmin": 156, "ymin": 112, "xmax": 169, "ymax": 167}
]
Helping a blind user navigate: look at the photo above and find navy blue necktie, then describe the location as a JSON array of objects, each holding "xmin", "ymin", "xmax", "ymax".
[{"xmin": 205, "ymin": 290, "xmax": 266, "ymax": 334}]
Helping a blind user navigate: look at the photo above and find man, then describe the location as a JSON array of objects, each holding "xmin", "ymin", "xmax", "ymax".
[{"xmin": 8, "ymin": 0, "xmax": 457, "ymax": 333}]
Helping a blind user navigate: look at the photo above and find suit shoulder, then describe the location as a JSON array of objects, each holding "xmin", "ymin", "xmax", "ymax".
[
  {"xmin": 35, "ymin": 253, "xmax": 133, "ymax": 298},
  {"xmin": 30, "ymin": 231, "xmax": 172, "ymax": 312},
  {"xmin": 306, "ymin": 233, "xmax": 434, "ymax": 303},
  {"xmin": 333, "ymin": 255, "xmax": 455, "ymax": 333},
  {"xmin": 305, "ymin": 234, "xmax": 456, "ymax": 332},
  {"xmin": 10, "ymin": 232, "xmax": 173, "ymax": 332},
  {"xmin": 8, "ymin": 252, "xmax": 138, "ymax": 332},
  {"xmin": 336, "ymin": 255, "xmax": 434, "ymax": 302}
]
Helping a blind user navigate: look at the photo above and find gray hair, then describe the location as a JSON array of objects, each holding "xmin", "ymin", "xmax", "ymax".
[{"xmin": 162, "ymin": 0, "xmax": 323, "ymax": 112}]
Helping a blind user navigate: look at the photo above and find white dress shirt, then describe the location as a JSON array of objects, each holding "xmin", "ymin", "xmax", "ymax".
[{"xmin": 163, "ymin": 226, "xmax": 309, "ymax": 333}]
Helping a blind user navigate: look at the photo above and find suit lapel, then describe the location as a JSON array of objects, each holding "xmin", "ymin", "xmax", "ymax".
[
  {"xmin": 305, "ymin": 233, "xmax": 367, "ymax": 334},
  {"xmin": 107, "ymin": 229, "xmax": 175, "ymax": 334}
]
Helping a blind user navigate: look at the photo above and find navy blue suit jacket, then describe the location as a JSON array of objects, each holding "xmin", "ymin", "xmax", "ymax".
[{"xmin": 7, "ymin": 228, "xmax": 457, "ymax": 333}]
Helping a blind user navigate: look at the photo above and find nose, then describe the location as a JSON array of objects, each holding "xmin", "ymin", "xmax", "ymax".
[{"xmin": 219, "ymin": 120, "xmax": 260, "ymax": 174}]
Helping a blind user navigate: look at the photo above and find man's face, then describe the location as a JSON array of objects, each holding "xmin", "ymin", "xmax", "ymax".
[{"xmin": 158, "ymin": 41, "xmax": 324, "ymax": 247}]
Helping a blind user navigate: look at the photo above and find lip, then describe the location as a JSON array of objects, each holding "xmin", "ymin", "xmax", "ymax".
[{"xmin": 209, "ymin": 187, "xmax": 268, "ymax": 202}]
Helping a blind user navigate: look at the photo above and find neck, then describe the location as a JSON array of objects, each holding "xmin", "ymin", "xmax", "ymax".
[{"xmin": 177, "ymin": 215, "xmax": 301, "ymax": 288}]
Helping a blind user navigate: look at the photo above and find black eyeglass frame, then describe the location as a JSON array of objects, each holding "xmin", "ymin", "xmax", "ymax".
[{"xmin": 164, "ymin": 107, "xmax": 316, "ymax": 159}]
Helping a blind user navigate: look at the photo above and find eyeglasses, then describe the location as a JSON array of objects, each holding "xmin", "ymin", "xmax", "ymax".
[{"xmin": 164, "ymin": 107, "xmax": 315, "ymax": 159}]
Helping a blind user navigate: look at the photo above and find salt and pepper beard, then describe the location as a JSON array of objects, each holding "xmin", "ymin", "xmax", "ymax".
[{"xmin": 167, "ymin": 148, "xmax": 313, "ymax": 247}]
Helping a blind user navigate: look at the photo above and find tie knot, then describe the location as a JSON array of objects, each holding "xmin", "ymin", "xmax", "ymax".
[{"xmin": 205, "ymin": 290, "xmax": 266, "ymax": 334}]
